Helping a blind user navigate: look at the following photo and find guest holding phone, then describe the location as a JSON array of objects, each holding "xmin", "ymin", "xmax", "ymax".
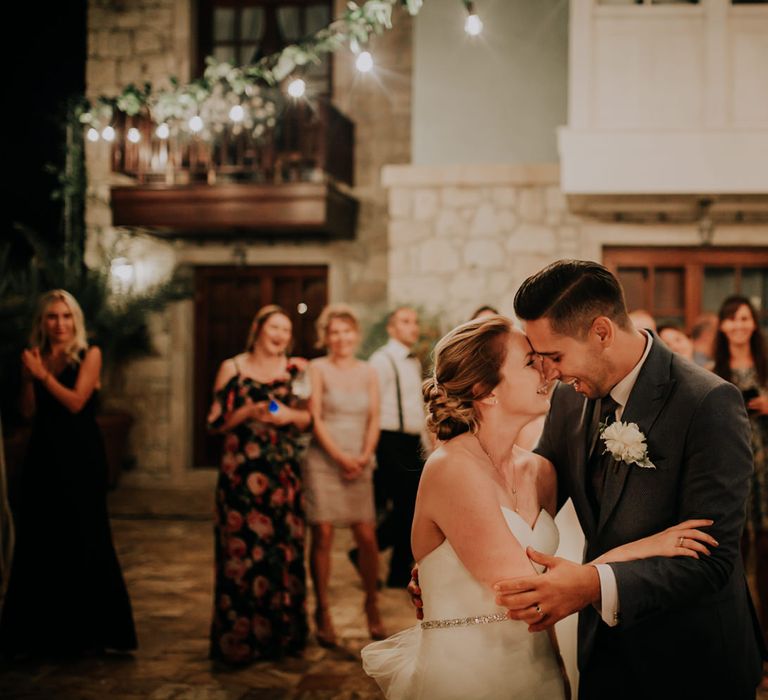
[
  {"xmin": 206, "ymin": 305, "xmax": 312, "ymax": 665},
  {"xmin": 713, "ymin": 295, "xmax": 768, "ymax": 688}
]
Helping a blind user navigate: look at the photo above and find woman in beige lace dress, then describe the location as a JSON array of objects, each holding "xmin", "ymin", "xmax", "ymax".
[{"xmin": 304, "ymin": 304, "xmax": 384, "ymax": 646}]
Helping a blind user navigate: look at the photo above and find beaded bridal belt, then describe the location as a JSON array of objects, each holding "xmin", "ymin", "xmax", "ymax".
[{"xmin": 421, "ymin": 612, "xmax": 508, "ymax": 630}]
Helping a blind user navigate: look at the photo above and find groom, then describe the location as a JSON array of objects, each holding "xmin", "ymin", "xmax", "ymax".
[{"xmin": 495, "ymin": 260, "xmax": 765, "ymax": 699}]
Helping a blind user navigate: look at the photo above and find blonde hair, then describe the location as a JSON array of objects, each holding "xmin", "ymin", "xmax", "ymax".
[
  {"xmin": 423, "ymin": 315, "xmax": 511, "ymax": 440},
  {"xmin": 29, "ymin": 289, "xmax": 89, "ymax": 365},
  {"xmin": 314, "ymin": 303, "xmax": 359, "ymax": 349},
  {"xmin": 245, "ymin": 305, "xmax": 292, "ymax": 352}
]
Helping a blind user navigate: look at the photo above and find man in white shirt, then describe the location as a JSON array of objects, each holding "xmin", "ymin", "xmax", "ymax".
[{"xmin": 353, "ymin": 306, "xmax": 427, "ymax": 588}]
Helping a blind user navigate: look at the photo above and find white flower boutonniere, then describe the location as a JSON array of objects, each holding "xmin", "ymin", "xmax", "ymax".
[{"xmin": 600, "ymin": 421, "xmax": 656, "ymax": 469}]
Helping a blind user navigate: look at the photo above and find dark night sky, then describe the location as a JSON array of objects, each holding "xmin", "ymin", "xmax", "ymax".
[{"xmin": 5, "ymin": 1, "xmax": 87, "ymax": 251}]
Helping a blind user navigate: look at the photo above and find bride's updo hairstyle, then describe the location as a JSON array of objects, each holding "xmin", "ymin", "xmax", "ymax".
[{"xmin": 423, "ymin": 315, "xmax": 512, "ymax": 440}]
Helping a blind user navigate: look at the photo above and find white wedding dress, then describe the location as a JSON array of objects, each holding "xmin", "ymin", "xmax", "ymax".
[{"xmin": 362, "ymin": 507, "xmax": 567, "ymax": 700}]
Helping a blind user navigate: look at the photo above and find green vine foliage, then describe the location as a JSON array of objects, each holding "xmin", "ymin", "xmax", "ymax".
[{"xmin": 80, "ymin": 0, "xmax": 424, "ymax": 133}]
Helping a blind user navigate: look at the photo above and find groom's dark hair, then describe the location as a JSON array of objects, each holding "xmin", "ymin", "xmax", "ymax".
[{"xmin": 513, "ymin": 259, "xmax": 631, "ymax": 338}]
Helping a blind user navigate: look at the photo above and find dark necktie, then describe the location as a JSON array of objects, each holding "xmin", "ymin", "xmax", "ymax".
[{"xmin": 587, "ymin": 396, "xmax": 619, "ymax": 511}]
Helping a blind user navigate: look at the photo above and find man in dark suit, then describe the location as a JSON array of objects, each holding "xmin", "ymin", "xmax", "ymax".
[{"xmin": 496, "ymin": 259, "xmax": 765, "ymax": 699}]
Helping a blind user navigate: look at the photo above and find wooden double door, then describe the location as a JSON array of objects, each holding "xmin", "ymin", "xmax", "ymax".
[{"xmin": 193, "ymin": 265, "xmax": 328, "ymax": 468}]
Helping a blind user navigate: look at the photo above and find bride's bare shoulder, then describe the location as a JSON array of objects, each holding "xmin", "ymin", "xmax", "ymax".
[
  {"xmin": 422, "ymin": 434, "xmax": 483, "ymax": 484},
  {"xmin": 516, "ymin": 446, "xmax": 556, "ymax": 479}
]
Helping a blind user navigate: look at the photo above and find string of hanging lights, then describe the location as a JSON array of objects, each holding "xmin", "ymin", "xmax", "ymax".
[{"xmin": 80, "ymin": 0, "xmax": 484, "ymax": 141}]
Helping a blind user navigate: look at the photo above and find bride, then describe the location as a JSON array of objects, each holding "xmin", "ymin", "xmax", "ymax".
[{"xmin": 362, "ymin": 315, "xmax": 716, "ymax": 699}]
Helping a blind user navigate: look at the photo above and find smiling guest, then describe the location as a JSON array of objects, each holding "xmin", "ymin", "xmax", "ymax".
[
  {"xmin": 712, "ymin": 295, "xmax": 768, "ymax": 686},
  {"xmin": 304, "ymin": 304, "xmax": 384, "ymax": 646},
  {"xmin": 0, "ymin": 290, "xmax": 136, "ymax": 658},
  {"xmin": 207, "ymin": 304, "xmax": 312, "ymax": 665}
]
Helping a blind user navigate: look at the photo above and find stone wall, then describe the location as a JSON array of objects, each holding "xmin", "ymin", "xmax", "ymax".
[
  {"xmin": 381, "ymin": 163, "xmax": 768, "ymax": 334},
  {"xmin": 382, "ymin": 164, "xmax": 585, "ymax": 327},
  {"xmin": 85, "ymin": 0, "xmax": 412, "ymax": 482}
]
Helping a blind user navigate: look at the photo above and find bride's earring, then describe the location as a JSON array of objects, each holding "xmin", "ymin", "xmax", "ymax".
[{"xmin": 484, "ymin": 395, "xmax": 498, "ymax": 406}]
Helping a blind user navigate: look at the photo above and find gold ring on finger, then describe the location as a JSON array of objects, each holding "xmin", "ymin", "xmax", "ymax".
[{"xmin": 678, "ymin": 536, "xmax": 685, "ymax": 548}]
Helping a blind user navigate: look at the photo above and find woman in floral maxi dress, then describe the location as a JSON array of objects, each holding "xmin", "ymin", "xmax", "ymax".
[{"xmin": 207, "ymin": 305, "xmax": 312, "ymax": 665}]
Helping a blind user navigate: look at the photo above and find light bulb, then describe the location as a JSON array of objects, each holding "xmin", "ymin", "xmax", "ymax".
[
  {"xmin": 156, "ymin": 123, "xmax": 170, "ymax": 139},
  {"xmin": 101, "ymin": 126, "xmax": 116, "ymax": 142},
  {"xmin": 110, "ymin": 257, "xmax": 134, "ymax": 290},
  {"xmin": 127, "ymin": 127, "xmax": 141, "ymax": 143},
  {"xmin": 229, "ymin": 104, "xmax": 245, "ymax": 122},
  {"xmin": 287, "ymin": 78, "xmax": 306, "ymax": 99},
  {"xmin": 189, "ymin": 115, "xmax": 204, "ymax": 132},
  {"xmin": 86, "ymin": 128, "xmax": 100, "ymax": 142},
  {"xmin": 355, "ymin": 51, "xmax": 374, "ymax": 73},
  {"xmin": 297, "ymin": 302, "xmax": 308, "ymax": 315},
  {"xmin": 464, "ymin": 14, "xmax": 483, "ymax": 36}
]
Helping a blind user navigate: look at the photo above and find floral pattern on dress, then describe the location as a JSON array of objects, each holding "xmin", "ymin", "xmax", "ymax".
[
  {"xmin": 732, "ymin": 366, "xmax": 768, "ymax": 532},
  {"xmin": 208, "ymin": 364, "xmax": 308, "ymax": 664}
]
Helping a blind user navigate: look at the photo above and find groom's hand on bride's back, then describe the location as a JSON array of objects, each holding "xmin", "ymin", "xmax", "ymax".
[
  {"xmin": 407, "ymin": 565, "xmax": 423, "ymax": 620},
  {"xmin": 494, "ymin": 547, "xmax": 601, "ymax": 633}
]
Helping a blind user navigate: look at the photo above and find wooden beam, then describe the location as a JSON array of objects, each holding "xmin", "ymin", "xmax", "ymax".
[{"xmin": 110, "ymin": 182, "xmax": 358, "ymax": 239}]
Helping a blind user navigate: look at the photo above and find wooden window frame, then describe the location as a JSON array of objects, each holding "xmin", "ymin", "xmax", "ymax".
[
  {"xmin": 196, "ymin": 0, "xmax": 334, "ymax": 94},
  {"xmin": 604, "ymin": 246, "xmax": 768, "ymax": 330}
]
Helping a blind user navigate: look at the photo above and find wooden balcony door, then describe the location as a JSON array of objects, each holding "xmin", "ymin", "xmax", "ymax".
[
  {"xmin": 603, "ymin": 247, "xmax": 768, "ymax": 331},
  {"xmin": 193, "ymin": 265, "xmax": 328, "ymax": 468}
]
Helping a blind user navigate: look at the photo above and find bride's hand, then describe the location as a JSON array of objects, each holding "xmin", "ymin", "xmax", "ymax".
[
  {"xmin": 638, "ymin": 519, "xmax": 718, "ymax": 559},
  {"xmin": 594, "ymin": 519, "xmax": 718, "ymax": 564},
  {"xmin": 407, "ymin": 565, "xmax": 423, "ymax": 621}
]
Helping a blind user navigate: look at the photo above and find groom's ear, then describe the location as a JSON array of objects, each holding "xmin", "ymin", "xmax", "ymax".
[{"xmin": 591, "ymin": 316, "xmax": 614, "ymax": 346}]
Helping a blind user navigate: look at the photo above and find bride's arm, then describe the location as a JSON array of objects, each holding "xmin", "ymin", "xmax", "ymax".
[
  {"xmin": 591, "ymin": 519, "xmax": 718, "ymax": 565},
  {"xmin": 418, "ymin": 450, "xmax": 539, "ymax": 588}
]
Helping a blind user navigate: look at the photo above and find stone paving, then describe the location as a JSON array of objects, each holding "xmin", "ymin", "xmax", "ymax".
[
  {"xmin": 0, "ymin": 486, "xmax": 415, "ymax": 700},
  {"xmin": 2, "ymin": 484, "xmax": 767, "ymax": 699}
]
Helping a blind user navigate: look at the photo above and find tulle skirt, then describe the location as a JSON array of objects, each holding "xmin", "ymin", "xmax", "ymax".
[{"xmin": 362, "ymin": 621, "xmax": 567, "ymax": 700}]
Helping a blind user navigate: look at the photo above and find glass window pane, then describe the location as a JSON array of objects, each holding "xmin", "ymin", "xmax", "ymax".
[
  {"xmin": 213, "ymin": 45, "xmax": 236, "ymax": 64},
  {"xmin": 741, "ymin": 267, "xmax": 768, "ymax": 313},
  {"xmin": 654, "ymin": 268, "xmax": 684, "ymax": 312},
  {"xmin": 278, "ymin": 7, "xmax": 301, "ymax": 41},
  {"xmin": 617, "ymin": 267, "xmax": 648, "ymax": 311},
  {"xmin": 703, "ymin": 267, "xmax": 736, "ymax": 314},
  {"xmin": 213, "ymin": 7, "xmax": 236, "ymax": 42},
  {"xmin": 241, "ymin": 7, "xmax": 264, "ymax": 43},
  {"xmin": 306, "ymin": 4, "xmax": 331, "ymax": 34},
  {"xmin": 240, "ymin": 43, "xmax": 258, "ymax": 65}
]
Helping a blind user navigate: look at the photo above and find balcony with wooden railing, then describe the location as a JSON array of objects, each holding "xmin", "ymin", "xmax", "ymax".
[{"xmin": 109, "ymin": 100, "xmax": 358, "ymax": 239}]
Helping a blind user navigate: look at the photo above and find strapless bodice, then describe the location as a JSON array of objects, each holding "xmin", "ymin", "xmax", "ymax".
[
  {"xmin": 419, "ymin": 507, "xmax": 559, "ymax": 623},
  {"xmin": 362, "ymin": 507, "xmax": 566, "ymax": 699}
]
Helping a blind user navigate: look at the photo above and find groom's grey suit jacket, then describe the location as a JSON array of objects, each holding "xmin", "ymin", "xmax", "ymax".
[{"xmin": 536, "ymin": 336, "xmax": 765, "ymax": 697}]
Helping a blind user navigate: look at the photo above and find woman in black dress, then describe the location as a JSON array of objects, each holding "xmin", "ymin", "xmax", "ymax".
[
  {"xmin": 0, "ymin": 289, "xmax": 136, "ymax": 657},
  {"xmin": 207, "ymin": 305, "xmax": 312, "ymax": 665}
]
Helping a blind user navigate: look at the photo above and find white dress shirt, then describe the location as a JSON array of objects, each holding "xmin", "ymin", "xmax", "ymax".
[
  {"xmin": 593, "ymin": 330, "xmax": 653, "ymax": 627},
  {"xmin": 369, "ymin": 338, "xmax": 427, "ymax": 436}
]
